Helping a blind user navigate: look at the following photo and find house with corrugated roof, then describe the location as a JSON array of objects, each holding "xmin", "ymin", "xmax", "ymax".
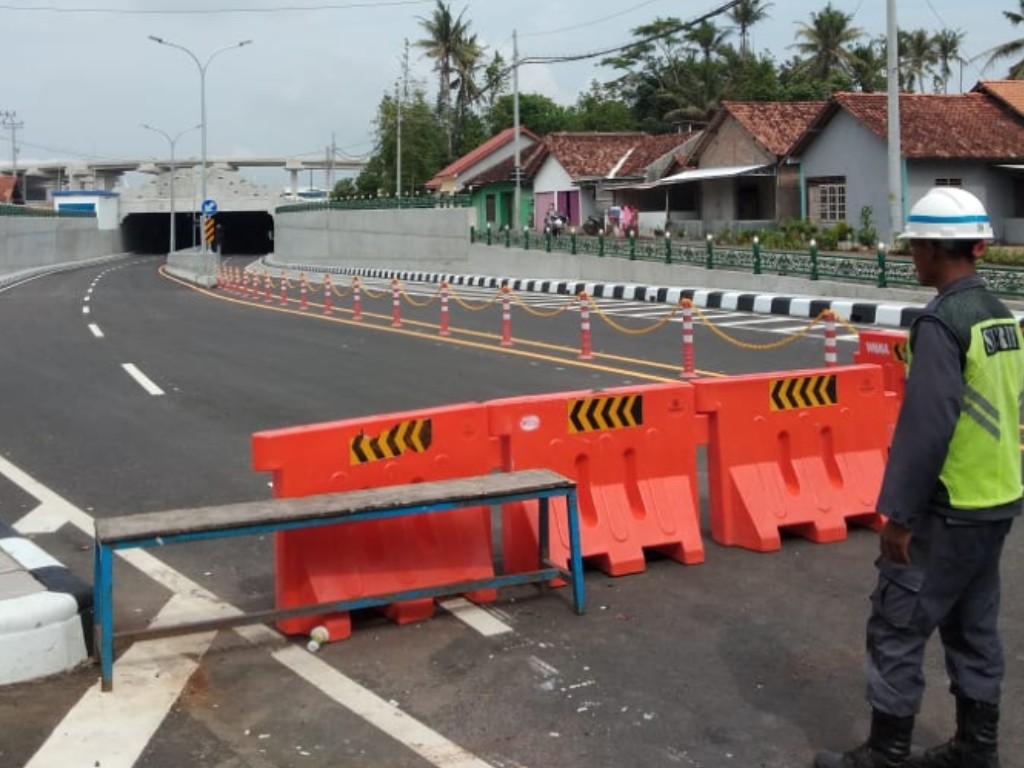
[
  {"xmin": 788, "ymin": 90, "xmax": 1024, "ymax": 243},
  {"xmin": 616, "ymin": 101, "xmax": 825, "ymax": 238},
  {"xmin": 533, "ymin": 132, "xmax": 697, "ymax": 233},
  {"xmin": 425, "ymin": 126, "xmax": 541, "ymax": 196}
]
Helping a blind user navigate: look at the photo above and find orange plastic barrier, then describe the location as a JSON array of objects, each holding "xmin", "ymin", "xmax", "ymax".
[
  {"xmin": 854, "ymin": 329, "xmax": 908, "ymax": 401},
  {"xmin": 487, "ymin": 383, "xmax": 706, "ymax": 576},
  {"xmin": 251, "ymin": 403, "xmax": 502, "ymax": 640},
  {"xmin": 694, "ymin": 365, "xmax": 890, "ymax": 552}
]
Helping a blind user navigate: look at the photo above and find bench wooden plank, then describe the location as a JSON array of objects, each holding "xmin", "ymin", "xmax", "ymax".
[{"xmin": 96, "ymin": 469, "xmax": 572, "ymax": 544}]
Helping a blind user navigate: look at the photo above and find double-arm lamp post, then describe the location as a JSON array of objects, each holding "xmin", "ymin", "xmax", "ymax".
[
  {"xmin": 147, "ymin": 35, "xmax": 252, "ymax": 252},
  {"xmin": 141, "ymin": 123, "xmax": 200, "ymax": 254}
]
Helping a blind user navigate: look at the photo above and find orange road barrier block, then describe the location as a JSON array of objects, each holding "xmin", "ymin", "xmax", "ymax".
[
  {"xmin": 488, "ymin": 383, "xmax": 706, "ymax": 576},
  {"xmin": 854, "ymin": 329, "xmax": 908, "ymax": 401},
  {"xmin": 252, "ymin": 403, "xmax": 502, "ymax": 641},
  {"xmin": 693, "ymin": 365, "xmax": 890, "ymax": 552}
]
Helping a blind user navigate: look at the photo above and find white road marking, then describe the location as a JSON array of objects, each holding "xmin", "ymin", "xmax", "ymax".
[
  {"xmin": 82, "ymin": 306, "xmax": 90, "ymax": 315},
  {"xmin": 121, "ymin": 363, "xmax": 164, "ymax": 396},
  {"xmin": 83, "ymin": 295, "xmax": 90, "ymax": 303},
  {"xmin": 439, "ymin": 598, "xmax": 512, "ymax": 636},
  {"xmin": 88, "ymin": 324, "xmax": 104, "ymax": 338},
  {"xmin": 4, "ymin": 457, "xmax": 509, "ymax": 768}
]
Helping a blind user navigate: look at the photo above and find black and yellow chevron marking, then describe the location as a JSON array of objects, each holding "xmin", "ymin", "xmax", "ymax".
[
  {"xmin": 769, "ymin": 375, "xmax": 837, "ymax": 411},
  {"xmin": 349, "ymin": 418, "xmax": 433, "ymax": 464},
  {"xmin": 568, "ymin": 394, "xmax": 643, "ymax": 433},
  {"xmin": 893, "ymin": 340, "xmax": 908, "ymax": 362}
]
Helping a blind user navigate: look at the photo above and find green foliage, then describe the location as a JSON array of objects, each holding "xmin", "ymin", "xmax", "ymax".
[
  {"xmin": 857, "ymin": 205, "xmax": 878, "ymax": 248},
  {"xmin": 565, "ymin": 81, "xmax": 639, "ymax": 131},
  {"xmin": 331, "ymin": 178, "xmax": 358, "ymax": 199},
  {"xmin": 486, "ymin": 92, "xmax": 571, "ymax": 136}
]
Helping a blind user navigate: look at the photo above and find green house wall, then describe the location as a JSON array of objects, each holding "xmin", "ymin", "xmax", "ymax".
[{"xmin": 471, "ymin": 183, "xmax": 534, "ymax": 231}]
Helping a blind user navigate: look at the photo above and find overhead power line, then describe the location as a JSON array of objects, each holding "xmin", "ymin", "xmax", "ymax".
[{"xmin": 0, "ymin": 1, "xmax": 430, "ymax": 14}]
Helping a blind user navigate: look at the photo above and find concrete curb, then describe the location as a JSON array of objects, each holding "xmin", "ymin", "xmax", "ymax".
[
  {"xmin": 261, "ymin": 258, "xmax": 928, "ymax": 329},
  {"xmin": 0, "ymin": 520, "xmax": 91, "ymax": 685},
  {"xmin": 0, "ymin": 252, "xmax": 134, "ymax": 293}
]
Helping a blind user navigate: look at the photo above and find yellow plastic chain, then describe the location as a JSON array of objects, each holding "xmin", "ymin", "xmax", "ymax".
[
  {"xmin": 448, "ymin": 285, "xmax": 500, "ymax": 311},
  {"xmin": 587, "ymin": 297, "xmax": 681, "ymax": 335},
  {"xmin": 691, "ymin": 305, "xmax": 829, "ymax": 350},
  {"xmin": 399, "ymin": 285, "xmax": 440, "ymax": 308},
  {"xmin": 331, "ymin": 281, "xmax": 352, "ymax": 299},
  {"xmin": 510, "ymin": 292, "xmax": 577, "ymax": 318},
  {"xmin": 360, "ymin": 283, "xmax": 389, "ymax": 299}
]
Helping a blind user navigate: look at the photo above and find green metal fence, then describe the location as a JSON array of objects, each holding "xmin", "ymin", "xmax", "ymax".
[
  {"xmin": 471, "ymin": 227, "xmax": 1024, "ymax": 298},
  {"xmin": 276, "ymin": 194, "xmax": 471, "ymax": 214}
]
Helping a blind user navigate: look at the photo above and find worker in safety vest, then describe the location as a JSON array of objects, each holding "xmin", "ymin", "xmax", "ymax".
[{"xmin": 815, "ymin": 187, "xmax": 1022, "ymax": 768}]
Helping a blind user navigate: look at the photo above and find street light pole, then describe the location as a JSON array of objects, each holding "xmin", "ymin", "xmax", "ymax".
[
  {"xmin": 147, "ymin": 35, "xmax": 252, "ymax": 252},
  {"xmin": 142, "ymin": 123, "xmax": 200, "ymax": 254}
]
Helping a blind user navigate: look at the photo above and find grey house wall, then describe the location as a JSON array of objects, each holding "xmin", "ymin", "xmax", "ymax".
[
  {"xmin": 797, "ymin": 110, "xmax": 1020, "ymax": 243},
  {"xmin": 0, "ymin": 217, "xmax": 124, "ymax": 274}
]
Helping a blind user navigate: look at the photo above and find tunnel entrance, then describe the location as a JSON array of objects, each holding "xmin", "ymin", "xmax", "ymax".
[{"xmin": 122, "ymin": 211, "xmax": 275, "ymax": 255}]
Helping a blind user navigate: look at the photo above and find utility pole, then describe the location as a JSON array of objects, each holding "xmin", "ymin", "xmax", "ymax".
[
  {"xmin": 512, "ymin": 29, "xmax": 522, "ymax": 230},
  {"xmin": 886, "ymin": 0, "xmax": 903, "ymax": 243},
  {"xmin": 396, "ymin": 39, "xmax": 409, "ymax": 198},
  {"xmin": 1, "ymin": 110, "xmax": 24, "ymax": 202}
]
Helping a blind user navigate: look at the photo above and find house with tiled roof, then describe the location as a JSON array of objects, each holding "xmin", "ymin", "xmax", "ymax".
[
  {"xmin": 788, "ymin": 90, "xmax": 1024, "ymax": 243},
  {"xmin": 533, "ymin": 132, "xmax": 697, "ymax": 232},
  {"xmin": 972, "ymin": 80, "xmax": 1024, "ymax": 119},
  {"xmin": 425, "ymin": 126, "xmax": 541, "ymax": 195},
  {"xmin": 461, "ymin": 141, "xmax": 549, "ymax": 231}
]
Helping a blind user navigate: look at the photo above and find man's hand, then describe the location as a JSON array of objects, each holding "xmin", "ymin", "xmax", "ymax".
[{"xmin": 880, "ymin": 520, "xmax": 912, "ymax": 564}]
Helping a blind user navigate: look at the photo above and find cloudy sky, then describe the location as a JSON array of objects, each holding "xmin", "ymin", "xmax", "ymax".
[{"xmin": 1, "ymin": 0, "xmax": 1020, "ymax": 189}]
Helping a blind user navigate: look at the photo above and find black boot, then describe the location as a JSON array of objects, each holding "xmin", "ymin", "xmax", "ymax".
[
  {"xmin": 907, "ymin": 697, "xmax": 1001, "ymax": 768},
  {"xmin": 815, "ymin": 709, "xmax": 914, "ymax": 768}
]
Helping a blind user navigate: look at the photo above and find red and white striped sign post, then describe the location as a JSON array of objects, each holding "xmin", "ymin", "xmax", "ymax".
[
  {"xmin": 391, "ymin": 279, "xmax": 402, "ymax": 328},
  {"xmin": 578, "ymin": 293, "xmax": 593, "ymax": 360},
  {"xmin": 681, "ymin": 299, "xmax": 696, "ymax": 378},
  {"xmin": 439, "ymin": 282, "xmax": 450, "ymax": 336},
  {"xmin": 500, "ymin": 284, "xmax": 512, "ymax": 347},
  {"xmin": 824, "ymin": 309, "xmax": 837, "ymax": 367},
  {"xmin": 352, "ymin": 277, "xmax": 363, "ymax": 321}
]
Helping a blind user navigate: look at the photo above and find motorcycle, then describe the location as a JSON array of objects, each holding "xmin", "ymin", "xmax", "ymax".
[
  {"xmin": 582, "ymin": 215, "xmax": 603, "ymax": 236},
  {"xmin": 545, "ymin": 212, "xmax": 567, "ymax": 237}
]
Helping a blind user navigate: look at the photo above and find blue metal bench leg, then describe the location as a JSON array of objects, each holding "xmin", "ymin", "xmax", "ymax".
[
  {"xmin": 565, "ymin": 489, "xmax": 585, "ymax": 615},
  {"xmin": 95, "ymin": 544, "xmax": 114, "ymax": 691}
]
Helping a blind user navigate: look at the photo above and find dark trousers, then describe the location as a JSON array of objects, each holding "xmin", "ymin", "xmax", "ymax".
[{"xmin": 866, "ymin": 513, "xmax": 1013, "ymax": 717}]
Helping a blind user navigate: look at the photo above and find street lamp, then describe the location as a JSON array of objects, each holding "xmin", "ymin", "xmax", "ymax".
[
  {"xmin": 142, "ymin": 123, "xmax": 200, "ymax": 254},
  {"xmin": 147, "ymin": 35, "xmax": 252, "ymax": 252}
]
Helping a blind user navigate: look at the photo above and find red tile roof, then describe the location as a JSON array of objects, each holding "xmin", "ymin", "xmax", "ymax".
[
  {"xmin": 462, "ymin": 142, "xmax": 549, "ymax": 187},
  {"xmin": 696, "ymin": 101, "xmax": 827, "ymax": 159},
  {"xmin": 425, "ymin": 126, "xmax": 541, "ymax": 189},
  {"xmin": 0, "ymin": 177, "xmax": 14, "ymax": 204},
  {"xmin": 972, "ymin": 80, "xmax": 1024, "ymax": 118},
  {"xmin": 793, "ymin": 92, "xmax": 1024, "ymax": 159},
  {"xmin": 543, "ymin": 132, "xmax": 694, "ymax": 180}
]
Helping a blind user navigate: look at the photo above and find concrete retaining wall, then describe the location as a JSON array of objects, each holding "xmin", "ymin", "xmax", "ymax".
[
  {"xmin": 0, "ymin": 217, "xmax": 123, "ymax": 274},
  {"xmin": 274, "ymin": 208, "xmax": 935, "ymax": 305}
]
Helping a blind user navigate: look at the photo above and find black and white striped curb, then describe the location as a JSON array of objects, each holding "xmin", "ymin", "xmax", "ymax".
[
  {"xmin": 0, "ymin": 519, "xmax": 92, "ymax": 685},
  {"xmin": 260, "ymin": 259, "xmax": 926, "ymax": 329}
]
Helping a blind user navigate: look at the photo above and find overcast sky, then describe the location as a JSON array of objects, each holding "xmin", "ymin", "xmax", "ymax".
[{"xmin": 1, "ymin": 0, "xmax": 1019, "ymax": 189}]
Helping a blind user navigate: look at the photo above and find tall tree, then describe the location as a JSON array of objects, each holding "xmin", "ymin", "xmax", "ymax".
[
  {"xmin": 567, "ymin": 81, "xmax": 639, "ymax": 131},
  {"xmin": 976, "ymin": 1, "xmax": 1024, "ymax": 78},
  {"xmin": 415, "ymin": 1, "xmax": 479, "ymax": 158},
  {"xmin": 728, "ymin": 0, "xmax": 772, "ymax": 58},
  {"xmin": 900, "ymin": 28, "xmax": 938, "ymax": 93},
  {"xmin": 486, "ymin": 92, "xmax": 571, "ymax": 136},
  {"xmin": 848, "ymin": 38, "xmax": 887, "ymax": 92},
  {"xmin": 791, "ymin": 3, "xmax": 865, "ymax": 82},
  {"xmin": 450, "ymin": 31, "xmax": 485, "ymax": 156},
  {"xmin": 933, "ymin": 28, "xmax": 965, "ymax": 93}
]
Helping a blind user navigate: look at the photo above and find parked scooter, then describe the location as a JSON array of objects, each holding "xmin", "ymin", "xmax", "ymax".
[
  {"xmin": 545, "ymin": 211, "xmax": 567, "ymax": 236},
  {"xmin": 582, "ymin": 215, "xmax": 603, "ymax": 236}
]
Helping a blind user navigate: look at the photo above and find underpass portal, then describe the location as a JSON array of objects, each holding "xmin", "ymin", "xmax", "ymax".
[{"xmin": 122, "ymin": 211, "xmax": 274, "ymax": 256}]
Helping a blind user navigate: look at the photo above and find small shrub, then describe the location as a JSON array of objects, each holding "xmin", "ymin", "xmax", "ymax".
[{"xmin": 857, "ymin": 205, "xmax": 878, "ymax": 248}]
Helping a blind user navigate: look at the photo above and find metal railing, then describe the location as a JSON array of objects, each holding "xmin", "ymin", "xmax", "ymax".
[{"xmin": 470, "ymin": 227, "xmax": 1024, "ymax": 298}]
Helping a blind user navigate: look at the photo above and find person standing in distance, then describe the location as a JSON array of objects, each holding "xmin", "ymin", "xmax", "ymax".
[{"xmin": 815, "ymin": 187, "xmax": 1023, "ymax": 768}]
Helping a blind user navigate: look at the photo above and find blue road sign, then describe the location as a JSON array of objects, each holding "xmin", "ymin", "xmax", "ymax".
[{"xmin": 201, "ymin": 199, "xmax": 218, "ymax": 217}]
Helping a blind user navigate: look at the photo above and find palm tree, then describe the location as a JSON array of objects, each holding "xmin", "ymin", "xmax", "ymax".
[
  {"xmin": 975, "ymin": 1, "xmax": 1024, "ymax": 78},
  {"xmin": 728, "ymin": 0, "xmax": 772, "ymax": 58},
  {"xmin": 901, "ymin": 28, "xmax": 938, "ymax": 93},
  {"xmin": 933, "ymin": 28, "xmax": 965, "ymax": 93},
  {"xmin": 415, "ymin": 1, "xmax": 478, "ymax": 157},
  {"xmin": 791, "ymin": 3, "xmax": 865, "ymax": 82},
  {"xmin": 849, "ymin": 38, "xmax": 887, "ymax": 93}
]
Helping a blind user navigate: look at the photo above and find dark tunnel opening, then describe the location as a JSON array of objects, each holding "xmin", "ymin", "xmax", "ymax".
[{"xmin": 122, "ymin": 211, "xmax": 275, "ymax": 256}]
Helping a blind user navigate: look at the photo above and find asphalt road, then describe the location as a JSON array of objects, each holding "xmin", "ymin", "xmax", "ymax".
[{"xmin": 0, "ymin": 256, "xmax": 1020, "ymax": 768}]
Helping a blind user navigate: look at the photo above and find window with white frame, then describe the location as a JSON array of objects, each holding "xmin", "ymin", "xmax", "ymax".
[{"xmin": 818, "ymin": 182, "xmax": 846, "ymax": 222}]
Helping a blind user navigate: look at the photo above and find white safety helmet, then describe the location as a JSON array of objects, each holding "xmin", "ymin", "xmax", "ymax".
[{"xmin": 899, "ymin": 187, "xmax": 994, "ymax": 241}]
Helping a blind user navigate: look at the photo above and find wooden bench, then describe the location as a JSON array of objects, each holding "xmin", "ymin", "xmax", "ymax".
[{"xmin": 93, "ymin": 468, "xmax": 584, "ymax": 691}]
